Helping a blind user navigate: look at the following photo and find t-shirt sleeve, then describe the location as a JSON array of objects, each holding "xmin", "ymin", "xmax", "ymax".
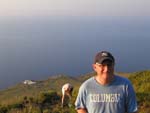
[
  {"xmin": 75, "ymin": 84, "xmax": 87, "ymax": 110},
  {"xmin": 125, "ymin": 81, "xmax": 138, "ymax": 113}
]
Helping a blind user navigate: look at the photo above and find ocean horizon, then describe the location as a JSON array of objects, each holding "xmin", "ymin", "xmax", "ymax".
[{"xmin": 0, "ymin": 16, "xmax": 150, "ymax": 90}]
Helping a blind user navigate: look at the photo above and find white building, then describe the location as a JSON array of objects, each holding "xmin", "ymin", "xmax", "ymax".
[{"xmin": 23, "ymin": 80, "xmax": 36, "ymax": 85}]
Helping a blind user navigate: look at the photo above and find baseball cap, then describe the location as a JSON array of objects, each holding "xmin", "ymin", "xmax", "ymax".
[{"xmin": 94, "ymin": 51, "xmax": 115, "ymax": 64}]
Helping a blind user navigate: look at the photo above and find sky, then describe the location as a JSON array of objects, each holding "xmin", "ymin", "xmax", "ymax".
[{"xmin": 0, "ymin": 0, "xmax": 150, "ymax": 17}]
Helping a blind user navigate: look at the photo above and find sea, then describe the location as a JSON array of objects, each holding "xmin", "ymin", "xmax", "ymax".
[{"xmin": 0, "ymin": 16, "xmax": 150, "ymax": 90}]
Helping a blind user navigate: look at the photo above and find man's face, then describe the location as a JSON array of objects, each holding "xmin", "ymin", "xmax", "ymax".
[{"xmin": 93, "ymin": 60, "xmax": 114, "ymax": 75}]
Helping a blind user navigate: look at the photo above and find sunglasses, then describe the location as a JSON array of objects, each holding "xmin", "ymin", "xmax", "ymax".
[{"xmin": 96, "ymin": 61, "xmax": 114, "ymax": 67}]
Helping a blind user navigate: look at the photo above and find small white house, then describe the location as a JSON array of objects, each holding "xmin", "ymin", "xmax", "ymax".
[{"xmin": 23, "ymin": 80, "xmax": 36, "ymax": 85}]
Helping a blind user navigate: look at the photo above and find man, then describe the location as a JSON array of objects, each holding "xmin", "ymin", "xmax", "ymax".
[
  {"xmin": 75, "ymin": 51, "xmax": 138, "ymax": 113},
  {"xmin": 61, "ymin": 83, "xmax": 73, "ymax": 107}
]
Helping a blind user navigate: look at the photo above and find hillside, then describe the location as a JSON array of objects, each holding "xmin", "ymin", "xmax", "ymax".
[
  {"xmin": 0, "ymin": 75, "xmax": 81, "ymax": 105},
  {"xmin": 0, "ymin": 71, "xmax": 150, "ymax": 113},
  {"xmin": 128, "ymin": 70, "xmax": 150, "ymax": 113}
]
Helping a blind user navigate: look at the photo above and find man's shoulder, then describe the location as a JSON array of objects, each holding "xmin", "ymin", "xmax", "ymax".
[
  {"xmin": 80, "ymin": 77, "xmax": 95, "ymax": 88},
  {"xmin": 115, "ymin": 75, "xmax": 132, "ymax": 84},
  {"xmin": 84, "ymin": 76, "xmax": 95, "ymax": 83}
]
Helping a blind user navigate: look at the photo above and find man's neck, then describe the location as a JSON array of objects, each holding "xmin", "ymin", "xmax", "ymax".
[{"xmin": 95, "ymin": 74, "xmax": 114, "ymax": 85}]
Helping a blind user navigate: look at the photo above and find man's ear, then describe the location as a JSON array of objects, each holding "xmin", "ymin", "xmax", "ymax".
[{"xmin": 92, "ymin": 64, "xmax": 97, "ymax": 71}]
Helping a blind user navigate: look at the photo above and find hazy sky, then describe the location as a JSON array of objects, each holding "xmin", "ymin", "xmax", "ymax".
[{"xmin": 1, "ymin": 0, "xmax": 150, "ymax": 17}]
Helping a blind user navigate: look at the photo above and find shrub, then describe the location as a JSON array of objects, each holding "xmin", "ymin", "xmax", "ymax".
[
  {"xmin": 0, "ymin": 106, "xmax": 8, "ymax": 113},
  {"xmin": 38, "ymin": 91, "xmax": 60, "ymax": 104}
]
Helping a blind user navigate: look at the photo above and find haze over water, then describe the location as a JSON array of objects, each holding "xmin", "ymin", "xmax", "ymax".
[{"xmin": 0, "ymin": 16, "xmax": 150, "ymax": 90}]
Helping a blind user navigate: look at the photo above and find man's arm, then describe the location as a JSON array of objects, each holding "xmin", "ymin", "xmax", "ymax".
[
  {"xmin": 77, "ymin": 108, "xmax": 87, "ymax": 113},
  {"xmin": 125, "ymin": 80, "xmax": 138, "ymax": 113}
]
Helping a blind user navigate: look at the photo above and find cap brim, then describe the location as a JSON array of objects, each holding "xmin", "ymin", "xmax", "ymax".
[{"xmin": 98, "ymin": 57, "xmax": 113, "ymax": 64}]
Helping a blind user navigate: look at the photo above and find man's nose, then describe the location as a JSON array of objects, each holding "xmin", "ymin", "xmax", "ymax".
[{"xmin": 104, "ymin": 65, "xmax": 109, "ymax": 71}]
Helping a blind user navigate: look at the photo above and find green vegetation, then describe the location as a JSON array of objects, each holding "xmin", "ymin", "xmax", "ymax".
[
  {"xmin": 0, "ymin": 71, "xmax": 150, "ymax": 113},
  {"xmin": 128, "ymin": 70, "xmax": 150, "ymax": 113}
]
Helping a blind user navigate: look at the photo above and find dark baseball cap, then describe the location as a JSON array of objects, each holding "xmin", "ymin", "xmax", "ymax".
[{"xmin": 94, "ymin": 51, "xmax": 115, "ymax": 64}]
